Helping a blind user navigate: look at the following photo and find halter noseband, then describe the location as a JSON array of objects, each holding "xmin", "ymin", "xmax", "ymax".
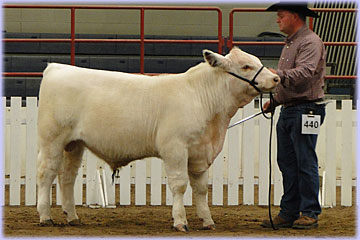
[{"xmin": 227, "ymin": 65, "xmax": 265, "ymax": 93}]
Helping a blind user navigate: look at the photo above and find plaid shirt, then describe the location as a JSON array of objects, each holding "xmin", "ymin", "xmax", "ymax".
[{"xmin": 274, "ymin": 25, "xmax": 326, "ymax": 107}]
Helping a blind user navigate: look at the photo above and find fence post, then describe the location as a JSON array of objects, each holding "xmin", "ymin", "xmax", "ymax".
[
  {"xmin": 150, "ymin": 157, "xmax": 162, "ymax": 205},
  {"xmin": 10, "ymin": 97, "xmax": 22, "ymax": 206},
  {"xmin": 103, "ymin": 163, "xmax": 115, "ymax": 206},
  {"xmin": 316, "ymin": 105, "xmax": 326, "ymax": 207},
  {"xmin": 212, "ymin": 146, "xmax": 224, "ymax": 205},
  {"xmin": 25, "ymin": 97, "xmax": 38, "ymax": 206},
  {"xmin": 242, "ymin": 101, "xmax": 255, "ymax": 205},
  {"xmin": 56, "ymin": 177, "xmax": 61, "ymax": 205},
  {"xmin": 86, "ymin": 150, "xmax": 98, "ymax": 205},
  {"xmin": 258, "ymin": 98, "xmax": 270, "ymax": 206},
  {"xmin": 135, "ymin": 160, "xmax": 146, "ymax": 205},
  {"xmin": 228, "ymin": 110, "xmax": 242, "ymax": 205},
  {"xmin": 341, "ymin": 100, "xmax": 353, "ymax": 206},
  {"xmin": 119, "ymin": 164, "xmax": 131, "ymax": 205},
  {"xmin": 325, "ymin": 100, "xmax": 336, "ymax": 207}
]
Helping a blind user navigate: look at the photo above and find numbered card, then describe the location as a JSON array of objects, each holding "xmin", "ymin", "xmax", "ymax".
[{"xmin": 301, "ymin": 114, "xmax": 321, "ymax": 135}]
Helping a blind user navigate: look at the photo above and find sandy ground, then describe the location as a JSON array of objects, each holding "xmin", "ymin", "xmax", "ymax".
[{"xmin": 3, "ymin": 185, "xmax": 357, "ymax": 237}]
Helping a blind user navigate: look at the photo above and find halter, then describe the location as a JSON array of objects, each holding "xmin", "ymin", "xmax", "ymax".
[{"xmin": 227, "ymin": 65, "xmax": 265, "ymax": 93}]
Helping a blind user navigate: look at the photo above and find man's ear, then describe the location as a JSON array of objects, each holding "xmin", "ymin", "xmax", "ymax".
[{"xmin": 203, "ymin": 49, "xmax": 229, "ymax": 68}]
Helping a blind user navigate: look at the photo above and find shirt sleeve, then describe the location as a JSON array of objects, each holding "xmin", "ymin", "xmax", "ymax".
[{"xmin": 276, "ymin": 38, "xmax": 323, "ymax": 89}]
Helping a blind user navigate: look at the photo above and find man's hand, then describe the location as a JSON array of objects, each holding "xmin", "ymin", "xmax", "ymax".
[{"xmin": 262, "ymin": 100, "xmax": 276, "ymax": 113}]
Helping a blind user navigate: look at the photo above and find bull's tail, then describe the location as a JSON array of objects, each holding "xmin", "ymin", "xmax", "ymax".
[{"xmin": 111, "ymin": 169, "xmax": 120, "ymax": 185}]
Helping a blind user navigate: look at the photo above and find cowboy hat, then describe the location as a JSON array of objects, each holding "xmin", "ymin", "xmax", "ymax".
[{"xmin": 266, "ymin": 2, "xmax": 319, "ymax": 18}]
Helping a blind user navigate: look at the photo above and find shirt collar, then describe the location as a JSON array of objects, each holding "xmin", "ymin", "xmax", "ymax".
[{"xmin": 285, "ymin": 25, "xmax": 308, "ymax": 43}]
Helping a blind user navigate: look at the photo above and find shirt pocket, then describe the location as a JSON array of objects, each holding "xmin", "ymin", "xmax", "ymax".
[{"xmin": 279, "ymin": 57, "xmax": 295, "ymax": 69}]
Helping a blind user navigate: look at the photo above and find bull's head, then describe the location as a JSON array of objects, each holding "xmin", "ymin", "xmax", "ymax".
[{"xmin": 203, "ymin": 47, "xmax": 279, "ymax": 95}]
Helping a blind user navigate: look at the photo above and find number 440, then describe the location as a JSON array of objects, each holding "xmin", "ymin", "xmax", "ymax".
[{"xmin": 304, "ymin": 120, "xmax": 319, "ymax": 128}]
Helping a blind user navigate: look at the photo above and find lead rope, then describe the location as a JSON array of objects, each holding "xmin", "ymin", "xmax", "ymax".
[
  {"xmin": 259, "ymin": 92, "xmax": 278, "ymax": 230},
  {"xmin": 267, "ymin": 93, "xmax": 278, "ymax": 230},
  {"xmin": 260, "ymin": 92, "xmax": 278, "ymax": 230}
]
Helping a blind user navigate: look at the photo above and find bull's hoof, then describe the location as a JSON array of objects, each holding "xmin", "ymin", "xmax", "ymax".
[
  {"xmin": 39, "ymin": 219, "xmax": 55, "ymax": 227},
  {"xmin": 173, "ymin": 224, "xmax": 189, "ymax": 232},
  {"xmin": 68, "ymin": 219, "xmax": 81, "ymax": 226},
  {"xmin": 201, "ymin": 224, "xmax": 216, "ymax": 230}
]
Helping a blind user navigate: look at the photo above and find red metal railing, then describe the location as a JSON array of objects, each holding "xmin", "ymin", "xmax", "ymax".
[
  {"xmin": 2, "ymin": 5, "xmax": 357, "ymax": 83},
  {"xmin": 3, "ymin": 5, "xmax": 223, "ymax": 75},
  {"xmin": 228, "ymin": 8, "xmax": 357, "ymax": 82}
]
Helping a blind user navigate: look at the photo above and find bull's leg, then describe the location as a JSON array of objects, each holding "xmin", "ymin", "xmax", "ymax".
[
  {"xmin": 37, "ymin": 143, "xmax": 63, "ymax": 226},
  {"xmin": 160, "ymin": 143, "xmax": 189, "ymax": 232},
  {"xmin": 188, "ymin": 170, "xmax": 215, "ymax": 230},
  {"xmin": 58, "ymin": 141, "xmax": 84, "ymax": 225}
]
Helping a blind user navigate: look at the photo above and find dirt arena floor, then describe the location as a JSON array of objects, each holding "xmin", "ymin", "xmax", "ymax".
[{"xmin": 3, "ymin": 185, "xmax": 357, "ymax": 237}]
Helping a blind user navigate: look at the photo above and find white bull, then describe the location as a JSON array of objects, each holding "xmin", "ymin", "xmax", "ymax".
[{"xmin": 37, "ymin": 47, "xmax": 279, "ymax": 231}]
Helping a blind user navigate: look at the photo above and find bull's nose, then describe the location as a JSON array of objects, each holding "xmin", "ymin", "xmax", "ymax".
[{"xmin": 274, "ymin": 76, "xmax": 280, "ymax": 82}]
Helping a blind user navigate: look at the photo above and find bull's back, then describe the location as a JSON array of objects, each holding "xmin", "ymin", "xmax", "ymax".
[{"xmin": 39, "ymin": 63, "xmax": 157, "ymax": 119}]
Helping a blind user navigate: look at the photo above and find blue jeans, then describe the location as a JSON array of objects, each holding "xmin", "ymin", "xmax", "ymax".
[{"xmin": 276, "ymin": 102, "xmax": 326, "ymax": 221}]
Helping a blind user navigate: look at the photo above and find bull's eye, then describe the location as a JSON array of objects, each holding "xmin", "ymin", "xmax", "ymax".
[{"xmin": 242, "ymin": 65, "xmax": 251, "ymax": 70}]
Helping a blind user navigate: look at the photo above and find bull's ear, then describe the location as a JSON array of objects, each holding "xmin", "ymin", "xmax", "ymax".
[{"xmin": 203, "ymin": 49, "xmax": 229, "ymax": 68}]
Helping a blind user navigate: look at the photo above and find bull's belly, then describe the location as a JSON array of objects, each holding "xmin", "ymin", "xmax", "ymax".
[
  {"xmin": 84, "ymin": 142, "xmax": 157, "ymax": 170},
  {"xmin": 79, "ymin": 131, "xmax": 159, "ymax": 170}
]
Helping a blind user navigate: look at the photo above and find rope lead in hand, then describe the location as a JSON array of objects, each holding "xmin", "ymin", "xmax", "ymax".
[{"xmin": 262, "ymin": 92, "xmax": 278, "ymax": 230}]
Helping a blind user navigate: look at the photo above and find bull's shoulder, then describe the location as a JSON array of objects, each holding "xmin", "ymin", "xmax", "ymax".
[
  {"xmin": 42, "ymin": 63, "xmax": 85, "ymax": 81},
  {"xmin": 43, "ymin": 62, "xmax": 67, "ymax": 75}
]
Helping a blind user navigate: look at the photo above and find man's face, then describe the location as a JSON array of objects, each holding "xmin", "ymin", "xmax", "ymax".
[{"xmin": 276, "ymin": 10, "xmax": 296, "ymax": 35}]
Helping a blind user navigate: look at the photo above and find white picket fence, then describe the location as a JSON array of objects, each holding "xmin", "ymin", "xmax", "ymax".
[{"xmin": 3, "ymin": 97, "xmax": 356, "ymax": 207}]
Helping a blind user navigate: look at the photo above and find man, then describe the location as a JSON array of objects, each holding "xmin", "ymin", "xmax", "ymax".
[{"xmin": 261, "ymin": 2, "xmax": 326, "ymax": 229}]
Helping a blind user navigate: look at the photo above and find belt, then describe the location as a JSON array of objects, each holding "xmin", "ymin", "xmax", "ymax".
[{"xmin": 283, "ymin": 98, "xmax": 324, "ymax": 108}]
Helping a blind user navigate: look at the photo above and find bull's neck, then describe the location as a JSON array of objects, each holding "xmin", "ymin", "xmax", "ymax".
[
  {"xmin": 191, "ymin": 64, "xmax": 259, "ymax": 120},
  {"xmin": 188, "ymin": 64, "xmax": 232, "ymax": 118}
]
